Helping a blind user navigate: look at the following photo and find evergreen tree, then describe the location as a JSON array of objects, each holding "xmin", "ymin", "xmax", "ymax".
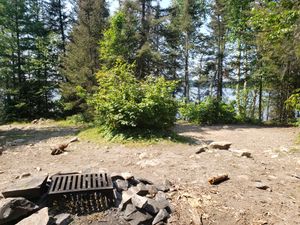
[
  {"xmin": 208, "ymin": 0, "xmax": 227, "ymax": 100},
  {"xmin": 61, "ymin": 0, "xmax": 109, "ymax": 116}
]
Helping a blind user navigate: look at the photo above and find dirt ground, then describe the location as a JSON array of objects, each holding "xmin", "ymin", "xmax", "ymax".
[{"xmin": 0, "ymin": 123, "xmax": 299, "ymax": 225}]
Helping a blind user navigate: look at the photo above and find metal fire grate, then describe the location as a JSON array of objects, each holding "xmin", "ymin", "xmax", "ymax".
[
  {"xmin": 48, "ymin": 173, "xmax": 114, "ymax": 215},
  {"xmin": 49, "ymin": 173, "xmax": 113, "ymax": 194}
]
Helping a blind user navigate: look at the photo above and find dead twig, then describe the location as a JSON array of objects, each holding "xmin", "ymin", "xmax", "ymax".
[{"xmin": 208, "ymin": 174, "xmax": 229, "ymax": 185}]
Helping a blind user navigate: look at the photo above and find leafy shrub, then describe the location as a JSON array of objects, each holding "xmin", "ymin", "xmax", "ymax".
[
  {"xmin": 179, "ymin": 97, "xmax": 236, "ymax": 125},
  {"xmin": 90, "ymin": 61, "xmax": 178, "ymax": 132}
]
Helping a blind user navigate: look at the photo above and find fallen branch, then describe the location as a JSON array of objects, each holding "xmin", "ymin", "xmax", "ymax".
[
  {"xmin": 50, "ymin": 137, "xmax": 79, "ymax": 155},
  {"xmin": 51, "ymin": 143, "xmax": 69, "ymax": 155},
  {"xmin": 208, "ymin": 174, "xmax": 229, "ymax": 185}
]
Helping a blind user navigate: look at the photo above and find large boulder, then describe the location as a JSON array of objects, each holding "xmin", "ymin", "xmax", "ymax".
[
  {"xmin": 0, "ymin": 197, "xmax": 38, "ymax": 224},
  {"xmin": 2, "ymin": 175, "xmax": 48, "ymax": 199}
]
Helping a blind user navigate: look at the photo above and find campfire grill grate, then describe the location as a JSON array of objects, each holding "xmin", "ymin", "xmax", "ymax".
[
  {"xmin": 48, "ymin": 173, "xmax": 114, "ymax": 215},
  {"xmin": 49, "ymin": 173, "xmax": 113, "ymax": 194}
]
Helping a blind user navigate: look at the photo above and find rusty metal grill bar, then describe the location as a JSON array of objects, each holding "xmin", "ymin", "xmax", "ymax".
[{"xmin": 48, "ymin": 173, "xmax": 113, "ymax": 195}]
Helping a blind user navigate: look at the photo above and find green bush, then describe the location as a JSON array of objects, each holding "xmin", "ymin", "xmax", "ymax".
[
  {"xmin": 90, "ymin": 61, "xmax": 178, "ymax": 132},
  {"xmin": 179, "ymin": 97, "xmax": 236, "ymax": 125}
]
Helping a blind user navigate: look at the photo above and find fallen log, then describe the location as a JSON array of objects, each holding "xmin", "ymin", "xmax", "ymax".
[
  {"xmin": 51, "ymin": 143, "xmax": 69, "ymax": 155},
  {"xmin": 208, "ymin": 174, "xmax": 229, "ymax": 185}
]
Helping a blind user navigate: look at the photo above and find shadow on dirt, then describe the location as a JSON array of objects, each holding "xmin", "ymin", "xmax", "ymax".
[
  {"xmin": 173, "ymin": 122, "xmax": 291, "ymax": 134},
  {"xmin": 0, "ymin": 126, "xmax": 80, "ymax": 152}
]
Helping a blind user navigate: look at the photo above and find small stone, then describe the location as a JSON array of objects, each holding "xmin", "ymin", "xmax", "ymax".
[
  {"xmin": 131, "ymin": 194, "xmax": 148, "ymax": 209},
  {"xmin": 16, "ymin": 207, "xmax": 49, "ymax": 225},
  {"xmin": 36, "ymin": 167, "xmax": 42, "ymax": 172},
  {"xmin": 0, "ymin": 171, "xmax": 4, "ymax": 174},
  {"xmin": 121, "ymin": 172, "xmax": 134, "ymax": 180},
  {"xmin": 53, "ymin": 213, "xmax": 72, "ymax": 225},
  {"xmin": 139, "ymin": 152, "xmax": 149, "ymax": 160},
  {"xmin": 152, "ymin": 209, "xmax": 170, "ymax": 225},
  {"xmin": 13, "ymin": 139, "xmax": 26, "ymax": 144},
  {"xmin": 232, "ymin": 149, "xmax": 252, "ymax": 158},
  {"xmin": 255, "ymin": 182, "xmax": 270, "ymax": 190},
  {"xmin": 209, "ymin": 141, "xmax": 232, "ymax": 150},
  {"xmin": 146, "ymin": 185, "xmax": 158, "ymax": 196}
]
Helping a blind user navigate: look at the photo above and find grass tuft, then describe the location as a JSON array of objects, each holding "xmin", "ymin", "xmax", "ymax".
[{"xmin": 77, "ymin": 126, "xmax": 195, "ymax": 145}]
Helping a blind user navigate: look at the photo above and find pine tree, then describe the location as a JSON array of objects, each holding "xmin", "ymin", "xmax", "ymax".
[
  {"xmin": 208, "ymin": 0, "xmax": 227, "ymax": 100},
  {"xmin": 61, "ymin": 0, "xmax": 109, "ymax": 116}
]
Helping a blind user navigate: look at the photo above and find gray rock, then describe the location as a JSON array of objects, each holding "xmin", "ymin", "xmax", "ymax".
[
  {"xmin": 13, "ymin": 139, "xmax": 26, "ymax": 144},
  {"xmin": 131, "ymin": 183, "xmax": 149, "ymax": 196},
  {"xmin": 114, "ymin": 179, "xmax": 129, "ymax": 192},
  {"xmin": 119, "ymin": 189, "xmax": 135, "ymax": 210},
  {"xmin": 155, "ymin": 191, "xmax": 166, "ymax": 201},
  {"xmin": 155, "ymin": 184, "xmax": 169, "ymax": 192},
  {"xmin": 231, "ymin": 149, "xmax": 252, "ymax": 158},
  {"xmin": 155, "ymin": 192, "xmax": 171, "ymax": 212},
  {"xmin": 121, "ymin": 172, "xmax": 134, "ymax": 180},
  {"xmin": 126, "ymin": 210, "xmax": 152, "ymax": 225},
  {"xmin": 152, "ymin": 209, "xmax": 169, "ymax": 225},
  {"xmin": 16, "ymin": 207, "xmax": 49, "ymax": 225},
  {"xmin": 131, "ymin": 194, "xmax": 148, "ymax": 209},
  {"xmin": 2, "ymin": 175, "xmax": 48, "ymax": 199},
  {"xmin": 53, "ymin": 213, "xmax": 72, "ymax": 225},
  {"xmin": 209, "ymin": 141, "xmax": 232, "ymax": 150},
  {"xmin": 0, "ymin": 197, "xmax": 38, "ymax": 224},
  {"xmin": 111, "ymin": 173, "xmax": 125, "ymax": 181},
  {"xmin": 143, "ymin": 199, "xmax": 159, "ymax": 214},
  {"xmin": 146, "ymin": 185, "xmax": 158, "ymax": 196},
  {"xmin": 123, "ymin": 203, "xmax": 138, "ymax": 218}
]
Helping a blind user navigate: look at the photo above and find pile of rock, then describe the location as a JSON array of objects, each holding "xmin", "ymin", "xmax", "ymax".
[
  {"xmin": 0, "ymin": 175, "xmax": 72, "ymax": 225},
  {"xmin": 0, "ymin": 172, "xmax": 173, "ymax": 225},
  {"xmin": 112, "ymin": 173, "xmax": 172, "ymax": 225}
]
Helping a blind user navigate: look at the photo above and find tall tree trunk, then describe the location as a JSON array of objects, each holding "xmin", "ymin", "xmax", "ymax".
[
  {"xmin": 216, "ymin": 14, "xmax": 223, "ymax": 100},
  {"xmin": 266, "ymin": 91, "xmax": 271, "ymax": 121},
  {"xmin": 184, "ymin": 31, "xmax": 189, "ymax": 102},
  {"xmin": 236, "ymin": 40, "xmax": 242, "ymax": 114},
  {"xmin": 58, "ymin": 0, "xmax": 66, "ymax": 54},
  {"xmin": 258, "ymin": 75, "xmax": 263, "ymax": 121},
  {"xmin": 14, "ymin": 1, "xmax": 22, "ymax": 84}
]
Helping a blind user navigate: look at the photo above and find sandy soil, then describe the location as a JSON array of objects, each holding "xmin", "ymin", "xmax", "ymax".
[{"xmin": 0, "ymin": 123, "xmax": 299, "ymax": 225}]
